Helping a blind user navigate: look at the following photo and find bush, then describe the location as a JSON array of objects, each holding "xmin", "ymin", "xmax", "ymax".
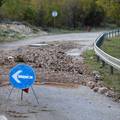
[
  {"xmin": 84, "ymin": 5, "xmax": 105, "ymax": 27},
  {"xmin": 23, "ymin": 6, "xmax": 37, "ymax": 24}
]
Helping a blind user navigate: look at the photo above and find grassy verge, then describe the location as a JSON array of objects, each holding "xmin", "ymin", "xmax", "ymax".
[
  {"xmin": 101, "ymin": 37, "xmax": 120, "ymax": 59},
  {"xmin": 0, "ymin": 33, "xmax": 25, "ymax": 43},
  {"xmin": 83, "ymin": 50, "xmax": 120, "ymax": 93},
  {"xmin": 43, "ymin": 27, "xmax": 113, "ymax": 35}
]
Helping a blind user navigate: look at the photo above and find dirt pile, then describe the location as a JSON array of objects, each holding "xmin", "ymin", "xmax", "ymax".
[
  {"xmin": 0, "ymin": 42, "xmax": 91, "ymax": 83},
  {"xmin": 0, "ymin": 42, "xmax": 119, "ymax": 102}
]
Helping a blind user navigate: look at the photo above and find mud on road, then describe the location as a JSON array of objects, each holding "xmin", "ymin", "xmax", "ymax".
[
  {"xmin": 0, "ymin": 41, "xmax": 92, "ymax": 85},
  {"xmin": 0, "ymin": 41, "xmax": 94, "ymax": 120}
]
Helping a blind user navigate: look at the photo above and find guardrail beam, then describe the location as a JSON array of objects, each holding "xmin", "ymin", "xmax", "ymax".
[{"xmin": 94, "ymin": 29, "xmax": 120, "ymax": 74}]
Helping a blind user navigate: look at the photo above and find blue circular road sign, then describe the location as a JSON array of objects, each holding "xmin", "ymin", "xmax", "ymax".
[
  {"xmin": 9, "ymin": 64, "xmax": 36, "ymax": 89},
  {"xmin": 52, "ymin": 10, "xmax": 58, "ymax": 17}
]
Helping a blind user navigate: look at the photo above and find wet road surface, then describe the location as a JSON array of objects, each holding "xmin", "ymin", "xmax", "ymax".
[{"xmin": 0, "ymin": 85, "xmax": 120, "ymax": 120}]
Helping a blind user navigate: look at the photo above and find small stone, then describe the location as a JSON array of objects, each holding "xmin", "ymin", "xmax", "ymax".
[
  {"xmin": 98, "ymin": 87, "xmax": 108, "ymax": 94},
  {"xmin": 105, "ymin": 91, "xmax": 115, "ymax": 97},
  {"xmin": 96, "ymin": 81, "xmax": 103, "ymax": 87},
  {"xmin": 93, "ymin": 87, "xmax": 99, "ymax": 92},
  {"xmin": 8, "ymin": 56, "xmax": 14, "ymax": 59},
  {"xmin": 87, "ymin": 81, "xmax": 96, "ymax": 89},
  {"xmin": 81, "ymin": 81, "xmax": 87, "ymax": 86},
  {"xmin": 95, "ymin": 74, "xmax": 101, "ymax": 81},
  {"xmin": 92, "ymin": 70, "xmax": 100, "ymax": 76}
]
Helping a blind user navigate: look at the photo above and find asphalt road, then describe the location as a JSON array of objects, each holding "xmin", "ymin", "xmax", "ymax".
[
  {"xmin": 0, "ymin": 32, "xmax": 101, "ymax": 50},
  {"xmin": 0, "ymin": 85, "xmax": 120, "ymax": 120}
]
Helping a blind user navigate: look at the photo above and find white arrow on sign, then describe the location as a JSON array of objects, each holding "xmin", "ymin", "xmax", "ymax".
[
  {"xmin": 12, "ymin": 70, "xmax": 22, "ymax": 83},
  {"xmin": 12, "ymin": 70, "xmax": 33, "ymax": 84}
]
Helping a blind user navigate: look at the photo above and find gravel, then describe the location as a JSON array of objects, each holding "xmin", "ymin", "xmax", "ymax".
[{"xmin": 0, "ymin": 42, "xmax": 91, "ymax": 84}]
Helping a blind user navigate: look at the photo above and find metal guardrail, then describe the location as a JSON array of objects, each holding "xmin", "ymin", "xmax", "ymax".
[{"xmin": 94, "ymin": 29, "xmax": 120, "ymax": 73}]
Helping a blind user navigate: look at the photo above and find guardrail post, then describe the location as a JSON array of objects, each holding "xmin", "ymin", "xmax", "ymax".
[
  {"xmin": 110, "ymin": 66, "xmax": 114, "ymax": 74},
  {"xmin": 102, "ymin": 60, "xmax": 105, "ymax": 67},
  {"xmin": 115, "ymin": 31, "xmax": 116, "ymax": 37},
  {"xmin": 107, "ymin": 33, "xmax": 108, "ymax": 39},
  {"xmin": 115, "ymin": 30, "xmax": 116, "ymax": 37},
  {"xmin": 110, "ymin": 32, "xmax": 112, "ymax": 38},
  {"xmin": 96, "ymin": 55, "xmax": 100, "ymax": 62},
  {"xmin": 108, "ymin": 32, "xmax": 111, "ymax": 38},
  {"xmin": 112, "ymin": 31, "xmax": 114, "ymax": 37}
]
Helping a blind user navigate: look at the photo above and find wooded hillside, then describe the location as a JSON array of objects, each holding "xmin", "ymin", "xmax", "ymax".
[{"xmin": 0, "ymin": 0, "xmax": 120, "ymax": 28}]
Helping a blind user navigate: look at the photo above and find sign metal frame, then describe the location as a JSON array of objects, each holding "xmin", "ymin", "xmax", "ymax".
[{"xmin": 7, "ymin": 64, "xmax": 39, "ymax": 104}]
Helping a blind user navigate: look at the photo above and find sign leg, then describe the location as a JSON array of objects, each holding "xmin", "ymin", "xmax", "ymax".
[
  {"xmin": 7, "ymin": 87, "xmax": 14, "ymax": 101},
  {"xmin": 21, "ymin": 90, "xmax": 23, "ymax": 101},
  {"xmin": 31, "ymin": 87, "xmax": 39, "ymax": 104}
]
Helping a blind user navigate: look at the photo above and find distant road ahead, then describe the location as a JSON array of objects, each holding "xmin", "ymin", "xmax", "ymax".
[{"xmin": 0, "ymin": 32, "xmax": 102, "ymax": 50}]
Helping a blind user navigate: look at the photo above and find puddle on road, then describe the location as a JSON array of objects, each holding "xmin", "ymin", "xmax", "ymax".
[
  {"xmin": 66, "ymin": 46, "xmax": 93, "ymax": 60},
  {"xmin": 66, "ymin": 48, "xmax": 81, "ymax": 56},
  {"xmin": 66, "ymin": 48, "xmax": 85, "ymax": 61}
]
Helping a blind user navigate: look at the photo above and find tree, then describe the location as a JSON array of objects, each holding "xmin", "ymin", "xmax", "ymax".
[
  {"xmin": 84, "ymin": 5, "xmax": 105, "ymax": 27},
  {"xmin": 96, "ymin": 0, "xmax": 120, "ymax": 26},
  {"xmin": 0, "ymin": 0, "xmax": 5, "ymax": 7}
]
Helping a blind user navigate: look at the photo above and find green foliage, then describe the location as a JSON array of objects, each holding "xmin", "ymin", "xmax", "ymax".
[
  {"xmin": 35, "ymin": 0, "xmax": 105, "ymax": 28},
  {"xmin": 23, "ymin": 5, "xmax": 37, "ymax": 24},
  {"xmin": 101, "ymin": 37, "xmax": 120, "ymax": 59},
  {"xmin": 84, "ymin": 5, "xmax": 105, "ymax": 26},
  {"xmin": 0, "ymin": 0, "xmax": 37, "ymax": 21},
  {"xmin": 96, "ymin": 0, "xmax": 120, "ymax": 26},
  {"xmin": 0, "ymin": 0, "xmax": 5, "ymax": 7},
  {"xmin": 83, "ymin": 50, "xmax": 120, "ymax": 93},
  {"xmin": 0, "ymin": 0, "xmax": 120, "ymax": 28}
]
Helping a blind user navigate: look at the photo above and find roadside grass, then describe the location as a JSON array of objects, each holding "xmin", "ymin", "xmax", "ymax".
[
  {"xmin": 0, "ymin": 35, "xmax": 25, "ymax": 43},
  {"xmin": 44, "ymin": 27, "xmax": 113, "ymax": 35},
  {"xmin": 45, "ymin": 27, "xmax": 82, "ymax": 35},
  {"xmin": 83, "ymin": 50, "xmax": 120, "ymax": 93},
  {"xmin": 101, "ymin": 37, "xmax": 120, "ymax": 59}
]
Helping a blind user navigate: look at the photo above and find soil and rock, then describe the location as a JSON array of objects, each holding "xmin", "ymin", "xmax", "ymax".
[
  {"xmin": 0, "ymin": 42, "xmax": 90, "ymax": 83},
  {"xmin": 0, "ymin": 41, "xmax": 119, "ymax": 102}
]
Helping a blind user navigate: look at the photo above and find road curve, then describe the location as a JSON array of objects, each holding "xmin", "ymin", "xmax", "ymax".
[{"xmin": 0, "ymin": 32, "xmax": 102, "ymax": 50}]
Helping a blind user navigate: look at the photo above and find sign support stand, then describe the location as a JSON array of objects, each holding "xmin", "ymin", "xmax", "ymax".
[
  {"xmin": 7, "ymin": 86, "xmax": 39, "ymax": 104},
  {"xmin": 21, "ymin": 90, "xmax": 23, "ymax": 101},
  {"xmin": 8, "ymin": 64, "xmax": 39, "ymax": 105},
  {"xmin": 31, "ymin": 87, "xmax": 39, "ymax": 104},
  {"xmin": 7, "ymin": 87, "xmax": 14, "ymax": 101}
]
